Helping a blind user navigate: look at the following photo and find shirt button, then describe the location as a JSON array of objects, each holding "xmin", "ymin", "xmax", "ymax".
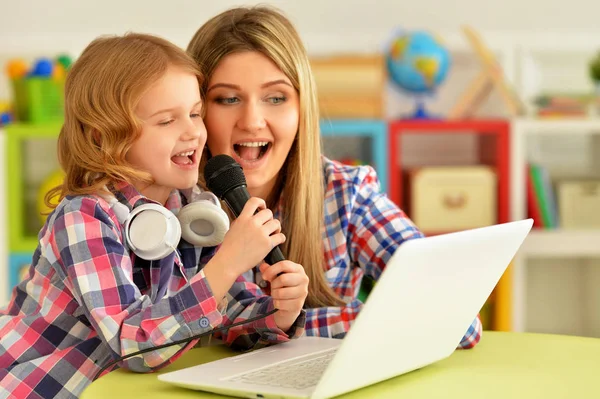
[{"xmin": 199, "ymin": 317, "xmax": 210, "ymax": 328}]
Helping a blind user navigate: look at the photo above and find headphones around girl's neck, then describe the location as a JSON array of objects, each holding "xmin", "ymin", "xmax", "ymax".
[{"xmin": 102, "ymin": 188, "xmax": 229, "ymax": 260}]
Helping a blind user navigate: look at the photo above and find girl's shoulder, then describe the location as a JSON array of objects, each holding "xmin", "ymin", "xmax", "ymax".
[{"xmin": 47, "ymin": 192, "xmax": 120, "ymax": 229}]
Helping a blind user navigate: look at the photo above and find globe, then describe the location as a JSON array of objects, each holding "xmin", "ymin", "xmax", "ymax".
[{"xmin": 386, "ymin": 30, "xmax": 451, "ymax": 119}]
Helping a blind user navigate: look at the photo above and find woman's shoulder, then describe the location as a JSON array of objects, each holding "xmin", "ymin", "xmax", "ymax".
[{"xmin": 321, "ymin": 156, "xmax": 380, "ymax": 189}]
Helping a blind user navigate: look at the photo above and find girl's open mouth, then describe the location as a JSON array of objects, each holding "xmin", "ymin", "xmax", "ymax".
[{"xmin": 171, "ymin": 149, "xmax": 196, "ymax": 166}]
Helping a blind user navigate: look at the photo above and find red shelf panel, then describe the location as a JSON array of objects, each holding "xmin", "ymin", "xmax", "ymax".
[{"xmin": 388, "ymin": 119, "xmax": 511, "ymax": 225}]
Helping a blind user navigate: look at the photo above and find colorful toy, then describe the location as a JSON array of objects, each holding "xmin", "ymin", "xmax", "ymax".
[
  {"xmin": 0, "ymin": 112, "xmax": 12, "ymax": 126},
  {"xmin": 52, "ymin": 63, "xmax": 66, "ymax": 81},
  {"xmin": 6, "ymin": 59, "xmax": 28, "ymax": 79},
  {"xmin": 0, "ymin": 101, "xmax": 13, "ymax": 126},
  {"xmin": 56, "ymin": 54, "xmax": 73, "ymax": 70},
  {"xmin": 31, "ymin": 58, "xmax": 54, "ymax": 77},
  {"xmin": 37, "ymin": 170, "xmax": 65, "ymax": 223},
  {"xmin": 6, "ymin": 55, "xmax": 72, "ymax": 123}
]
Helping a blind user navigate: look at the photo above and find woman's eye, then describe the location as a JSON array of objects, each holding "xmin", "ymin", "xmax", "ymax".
[
  {"xmin": 215, "ymin": 97, "xmax": 239, "ymax": 105},
  {"xmin": 190, "ymin": 113, "xmax": 202, "ymax": 118},
  {"xmin": 158, "ymin": 119, "xmax": 174, "ymax": 126}
]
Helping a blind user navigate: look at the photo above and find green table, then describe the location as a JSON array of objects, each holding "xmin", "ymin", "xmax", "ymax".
[{"xmin": 82, "ymin": 331, "xmax": 600, "ymax": 398}]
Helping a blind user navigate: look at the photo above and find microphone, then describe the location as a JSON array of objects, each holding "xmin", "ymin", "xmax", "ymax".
[{"xmin": 204, "ymin": 154, "xmax": 285, "ymax": 265}]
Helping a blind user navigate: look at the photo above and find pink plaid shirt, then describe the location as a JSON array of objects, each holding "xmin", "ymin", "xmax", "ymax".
[{"xmin": 0, "ymin": 182, "xmax": 304, "ymax": 399}]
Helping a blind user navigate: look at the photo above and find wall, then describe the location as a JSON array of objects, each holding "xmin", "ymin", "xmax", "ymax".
[
  {"xmin": 2, "ymin": 0, "xmax": 600, "ymax": 329},
  {"xmin": 3, "ymin": 0, "xmax": 600, "ymax": 101}
]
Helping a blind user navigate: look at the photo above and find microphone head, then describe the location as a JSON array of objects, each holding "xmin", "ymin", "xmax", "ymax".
[{"xmin": 204, "ymin": 154, "xmax": 247, "ymax": 199}]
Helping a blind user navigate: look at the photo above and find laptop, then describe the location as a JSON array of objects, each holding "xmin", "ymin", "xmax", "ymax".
[{"xmin": 158, "ymin": 219, "xmax": 533, "ymax": 399}]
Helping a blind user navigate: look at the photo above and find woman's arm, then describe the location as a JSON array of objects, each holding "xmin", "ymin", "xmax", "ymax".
[
  {"xmin": 348, "ymin": 165, "xmax": 482, "ymax": 348},
  {"xmin": 307, "ymin": 163, "xmax": 482, "ymax": 347}
]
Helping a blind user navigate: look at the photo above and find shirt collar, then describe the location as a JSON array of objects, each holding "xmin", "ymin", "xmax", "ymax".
[{"xmin": 110, "ymin": 181, "xmax": 189, "ymax": 214}]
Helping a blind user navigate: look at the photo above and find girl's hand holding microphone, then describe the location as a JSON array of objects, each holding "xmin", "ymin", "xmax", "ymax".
[{"xmin": 203, "ymin": 197, "xmax": 286, "ymax": 300}]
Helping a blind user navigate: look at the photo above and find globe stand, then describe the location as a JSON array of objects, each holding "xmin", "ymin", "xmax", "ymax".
[
  {"xmin": 404, "ymin": 96, "xmax": 441, "ymax": 120},
  {"xmin": 408, "ymin": 100, "xmax": 432, "ymax": 120}
]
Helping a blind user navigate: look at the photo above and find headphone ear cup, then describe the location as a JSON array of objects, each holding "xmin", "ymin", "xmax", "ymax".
[
  {"xmin": 125, "ymin": 204, "xmax": 182, "ymax": 260},
  {"xmin": 178, "ymin": 201, "xmax": 230, "ymax": 247}
]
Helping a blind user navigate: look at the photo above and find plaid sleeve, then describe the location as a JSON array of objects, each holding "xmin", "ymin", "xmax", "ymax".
[
  {"xmin": 304, "ymin": 300, "xmax": 362, "ymax": 338},
  {"xmin": 348, "ymin": 165, "xmax": 424, "ymax": 280},
  {"xmin": 457, "ymin": 315, "xmax": 482, "ymax": 349},
  {"xmin": 48, "ymin": 197, "xmax": 225, "ymax": 372},
  {"xmin": 217, "ymin": 278, "xmax": 306, "ymax": 351},
  {"xmin": 198, "ymin": 249, "xmax": 306, "ymax": 350}
]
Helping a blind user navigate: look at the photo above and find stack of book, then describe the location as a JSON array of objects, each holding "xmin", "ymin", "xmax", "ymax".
[
  {"xmin": 533, "ymin": 93, "xmax": 597, "ymax": 118},
  {"xmin": 527, "ymin": 163, "xmax": 559, "ymax": 229}
]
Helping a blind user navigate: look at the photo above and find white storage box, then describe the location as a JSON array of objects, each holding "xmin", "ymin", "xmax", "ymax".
[{"xmin": 408, "ymin": 166, "xmax": 497, "ymax": 232}]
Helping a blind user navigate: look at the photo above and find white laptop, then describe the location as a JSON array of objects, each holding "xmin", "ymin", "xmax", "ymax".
[{"xmin": 158, "ymin": 219, "xmax": 533, "ymax": 399}]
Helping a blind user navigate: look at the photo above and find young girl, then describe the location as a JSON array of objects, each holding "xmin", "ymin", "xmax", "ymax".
[
  {"xmin": 0, "ymin": 33, "xmax": 308, "ymax": 398},
  {"xmin": 187, "ymin": 6, "xmax": 482, "ymax": 346}
]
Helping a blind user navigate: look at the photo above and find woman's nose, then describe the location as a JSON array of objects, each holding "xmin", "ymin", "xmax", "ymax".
[{"xmin": 237, "ymin": 102, "xmax": 267, "ymax": 133}]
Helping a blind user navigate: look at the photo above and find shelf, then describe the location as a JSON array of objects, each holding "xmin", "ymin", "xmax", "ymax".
[
  {"xmin": 514, "ymin": 118, "xmax": 600, "ymax": 135},
  {"xmin": 319, "ymin": 119, "xmax": 388, "ymax": 193},
  {"xmin": 0, "ymin": 130, "xmax": 7, "ymax": 304},
  {"xmin": 520, "ymin": 229, "xmax": 600, "ymax": 258},
  {"xmin": 390, "ymin": 119, "xmax": 509, "ymax": 133},
  {"xmin": 5, "ymin": 123, "xmax": 61, "ymax": 253}
]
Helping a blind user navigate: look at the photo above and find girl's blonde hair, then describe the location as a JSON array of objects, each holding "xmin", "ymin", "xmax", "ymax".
[
  {"xmin": 46, "ymin": 33, "xmax": 203, "ymax": 207},
  {"xmin": 188, "ymin": 6, "xmax": 345, "ymax": 308}
]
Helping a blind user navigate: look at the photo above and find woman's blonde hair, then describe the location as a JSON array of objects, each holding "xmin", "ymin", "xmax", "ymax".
[
  {"xmin": 46, "ymin": 32, "xmax": 203, "ymax": 207},
  {"xmin": 188, "ymin": 6, "xmax": 345, "ymax": 308}
]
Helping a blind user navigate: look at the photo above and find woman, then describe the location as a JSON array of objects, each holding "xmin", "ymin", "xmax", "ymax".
[{"xmin": 187, "ymin": 6, "xmax": 481, "ymax": 347}]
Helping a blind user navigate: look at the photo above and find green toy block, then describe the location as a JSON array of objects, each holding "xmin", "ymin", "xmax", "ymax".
[{"xmin": 11, "ymin": 77, "xmax": 64, "ymax": 123}]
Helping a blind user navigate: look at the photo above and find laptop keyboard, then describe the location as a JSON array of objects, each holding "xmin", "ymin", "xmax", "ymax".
[{"xmin": 227, "ymin": 348, "xmax": 338, "ymax": 390}]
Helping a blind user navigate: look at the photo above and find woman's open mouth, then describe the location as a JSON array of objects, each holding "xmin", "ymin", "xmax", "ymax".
[{"xmin": 233, "ymin": 141, "xmax": 272, "ymax": 163}]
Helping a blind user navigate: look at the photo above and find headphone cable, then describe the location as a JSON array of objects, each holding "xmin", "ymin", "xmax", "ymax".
[{"xmin": 94, "ymin": 308, "xmax": 278, "ymax": 380}]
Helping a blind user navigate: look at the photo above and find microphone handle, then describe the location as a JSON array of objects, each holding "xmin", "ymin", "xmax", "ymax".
[
  {"xmin": 223, "ymin": 185, "xmax": 251, "ymax": 216},
  {"xmin": 223, "ymin": 186, "xmax": 286, "ymax": 265},
  {"xmin": 265, "ymin": 246, "xmax": 285, "ymax": 265}
]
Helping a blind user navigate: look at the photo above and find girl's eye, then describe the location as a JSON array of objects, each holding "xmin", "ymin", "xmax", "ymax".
[
  {"xmin": 158, "ymin": 119, "xmax": 174, "ymax": 126},
  {"xmin": 190, "ymin": 113, "xmax": 202, "ymax": 118},
  {"xmin": 215, "ymin": 97, "xmax": 239, "ymax": 105}
]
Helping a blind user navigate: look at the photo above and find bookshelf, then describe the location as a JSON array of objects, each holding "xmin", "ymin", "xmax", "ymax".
[
  {"xmin": 511, "ymin": 117, "xmax": 600, "ymax": 337},
  {"xmin": 512, "ymin": 119, "xmax": 600, "ymax": 135},
  {"xmin": 520, "ymin": 229, "xmax": 600, "ymax": 258}
]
